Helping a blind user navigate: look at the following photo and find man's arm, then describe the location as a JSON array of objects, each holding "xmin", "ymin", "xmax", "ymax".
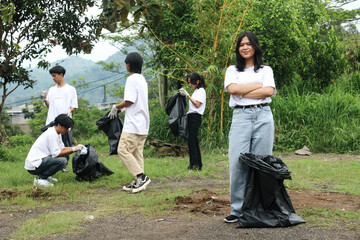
[
  {"xmin": 57, "ymin": 147, "xmax": 74, "ymax": 157},
  {"xmin": 44, "ymin": 100, "xmax": 49, "ymax": 108},
  {"xmin": 57, "ymin": 144, "xmax": 85, "ymax": 157},
  {"xmin": 115, "ymin": 100, "xmax": 133, "ymax": 109}
]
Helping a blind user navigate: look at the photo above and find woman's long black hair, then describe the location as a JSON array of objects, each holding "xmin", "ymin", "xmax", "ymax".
[
  {"xmin": 187, "ymin": 72, "xmax": 205, "ymax": 89},
  {"xmin": 235, "ymin": 31, "xmax": 264, "ymax": 72}
]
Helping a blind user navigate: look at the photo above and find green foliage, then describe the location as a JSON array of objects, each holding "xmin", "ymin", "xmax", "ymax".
[
  {"xmin": 333, "ymin": 70, "xmax": 360, "ymax": 95},
  {"xmin": 71, "ymin": 98, "xmax": 107, "ymax": 140},
  {"xmin": 28, "ymin": 101, "xmax": 48, "ymax": 138},
  {"xmin": 272, "ymin": 87, "xmax": 360, "ymax": 153},
  {"xmin": 297, "ymin": 28, "xmax": 348, "ymax": 92},
  {"xmin": 9, "ymin": 134, "xmax": 34, "ymax": 146},
  {"xmin": 0, "ymin": 144, "xmax": 14, "ymax": 162}
]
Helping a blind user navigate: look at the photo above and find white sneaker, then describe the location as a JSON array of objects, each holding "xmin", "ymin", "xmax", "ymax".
[
  {"xmin": 33, "ymin": 177, "xmax": 54, "ymax": 187},
  {"xmin": 132, "ymin": 176, "xmax": 151, "ymax": 193},
  {"xmin": 47, "ymin": 176, "xmax": 58, "ymax": 183},
  {"xmin": 122, "ymin": 180, "xmax": 136, "ymax": 191}
]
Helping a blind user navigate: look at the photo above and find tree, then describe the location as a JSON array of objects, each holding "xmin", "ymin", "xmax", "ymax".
[
  {"xmin": 100, "ymin": 0, "xmax": 360, "ymax": 147},
  {"xmin": 0, "ymin": 0, "xmax": 103, "ymax": 145}
]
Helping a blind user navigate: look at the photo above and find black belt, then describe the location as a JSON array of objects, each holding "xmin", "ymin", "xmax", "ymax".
[{"xmin": 234, "ymin": 103, "xmax": 268, "ymax": 109}]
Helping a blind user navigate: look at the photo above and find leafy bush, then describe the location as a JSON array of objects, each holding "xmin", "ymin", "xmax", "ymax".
[
  {"xmin": 72, "ymin": 99, "xmax": 107, "ymax": 140},
  {"xmin": 79, "ymin": 133, "xmax": 108, "ymax": 148},
  {"xmin": 272, "ymin": 87, "xmax": 360, "ymax": 153},
  {"xmin": 0, "ymin": 145, "xmax": 14, "ymax": 162},
  {"xmin": 332, "ymin": 71, "xmax": 360, "ymax": 95},
  {"xmin": 9, "ymin": 135, "xmax": 34, "ymax": 146}
]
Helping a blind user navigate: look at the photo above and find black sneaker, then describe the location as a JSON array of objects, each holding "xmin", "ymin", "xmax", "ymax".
[
  {"xmin": 224, "ymin": 215, "xmax": 239, "ymax": 223},
  {"xmin": 132, "ymin": 176, "xmax": 151, "ymax": 193},
  {"xmin": 122, "ymin": 180, "xmax": 136, "ymax": 191}
]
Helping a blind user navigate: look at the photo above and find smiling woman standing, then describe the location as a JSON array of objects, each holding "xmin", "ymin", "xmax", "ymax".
[{"xmin": 223, "ymin": 31, "xmax": 276, "ymax": 223}]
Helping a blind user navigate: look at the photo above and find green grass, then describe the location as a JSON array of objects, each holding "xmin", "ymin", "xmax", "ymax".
[
  {"xmin": 12, "ymin": 211, "xmax": 87, "ymax": 239},
  {"xmin": 1, "ymin": 146, "xmax": 360, "ymax": 239},
  {"xmin": 283, "ymin": 157, "xmax": 360, "ymax": 195},
  {"xmin": 297, "ymin": 208, "xmax": 360, "ymax": 231}
]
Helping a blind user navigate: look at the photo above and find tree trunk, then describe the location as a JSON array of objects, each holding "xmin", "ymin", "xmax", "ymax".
[{"xmin": 0, "ymin": 124, "xmax": 10, "ymax": 146}]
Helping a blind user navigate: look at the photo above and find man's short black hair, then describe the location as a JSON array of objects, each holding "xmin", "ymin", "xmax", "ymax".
[
  {"xmin": 54, "ymin": 114, "xmax": 74, "ymax": 129},
  {"xmin": 49, "ymin": 65, "xmax": 66, "ymax": 76},
  {"xmin": 125, "ymin": 52, "xmax": 143, "ymax": 74}
]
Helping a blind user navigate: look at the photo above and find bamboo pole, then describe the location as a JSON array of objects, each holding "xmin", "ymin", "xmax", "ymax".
[{"xmin": 220, "ymin": 0, "xmax": 252, "ymax": 142}]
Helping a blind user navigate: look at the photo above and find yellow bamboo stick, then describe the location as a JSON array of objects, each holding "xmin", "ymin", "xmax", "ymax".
[{"xmin": 220, "ymin": 0, "xmax": 252, "ymax": 142}]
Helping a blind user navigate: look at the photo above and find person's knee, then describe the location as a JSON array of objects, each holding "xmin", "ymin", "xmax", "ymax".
[{"xmin": 58, "ymin": 157, "xmax": 67, "ymax": 168}]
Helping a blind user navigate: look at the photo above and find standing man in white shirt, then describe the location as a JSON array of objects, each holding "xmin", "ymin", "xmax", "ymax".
[
  {"xmin": 41, "ymin": 65, "xmax": 78, "ymax": 171},
  {"xmin": 25, "ymin": 114, "xmax": 85, "ymax": 187},
  {"xmin": 42, "ymin": 65, "xmax": 78, "ymax": 124},
  {"xmin": 108, "ymin": 52, "xmax": 151, "ymax": 194}
]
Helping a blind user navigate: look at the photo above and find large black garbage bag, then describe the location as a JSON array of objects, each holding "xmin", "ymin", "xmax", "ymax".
[
  {"xmin": 41, "ymin": 121, "xmax": 75, "ymax": 147},
  {"xmin": 237, "ymin": 153, "xmax": 306, "ymax": 228},
  {"xmin": 72, "ymin": 144, "xmax": 114, "ymax": 181},
  {"xmin": 96, "ymin": 111, "xmax": 123, "ymax": 155},
  {"xmin": 165, "ymin": 92, "xmax": 187, "ymax": 139}
]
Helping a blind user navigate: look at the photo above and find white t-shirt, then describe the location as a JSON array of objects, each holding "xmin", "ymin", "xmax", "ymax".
[
  {"xmin": 224, "ymin": 65, "xmax": 276, "ymax": 108},
  {"xmin": 123, "ymin": 73, "xmax": 150, "ymax": 135},
  {"xmin": 187, "ymin": 88, "xmax": 206, "ymax": 115},
  {"xmin": 24, "ymin": 127, "xmax": 65, "ymax": 170},
  {"xmin": 46, "ymin": 84, "xmax": 78, "ymax": 124}
]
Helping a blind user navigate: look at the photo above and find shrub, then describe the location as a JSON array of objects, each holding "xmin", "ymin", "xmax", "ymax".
[
  {"xmin": 9, "ymin": 135, "xmax": 34, "ymax": 146},
  {"xmin": 0, "ymin": 145, "xmax": 14, "ymax": 162}
]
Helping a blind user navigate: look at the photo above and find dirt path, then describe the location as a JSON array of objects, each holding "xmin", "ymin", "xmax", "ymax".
[{"xmin": 1, "ymin": 154, "xmax": 360, "ymax": 240}]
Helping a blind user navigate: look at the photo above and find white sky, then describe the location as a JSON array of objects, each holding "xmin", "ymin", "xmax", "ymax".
[
  {"xmin": 42, "ymin": 37, "xmax": 120, "ymax": 63},
  {"xmin": 24, "ymin": 0, "xmax": 360, "ymax": 66}
]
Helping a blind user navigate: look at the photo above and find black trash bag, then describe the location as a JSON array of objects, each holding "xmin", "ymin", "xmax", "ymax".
[
  {"xmin": 96, "ymin": 111, "xmax": 123, "ymax": 155},
  {"xmin": 237, "ymin": 153, "xmax": 306, "ymax": 228},
  {"xmin": 41, "ymin": 121, "xmax": 75, "ymax": 147},
  {"xmin": 165, "ymin": 92, "xmax": 187, "ymax": 139},
  {"xmin": 72, "ymin": 144, "xmax": 114, "ymax": 181}
]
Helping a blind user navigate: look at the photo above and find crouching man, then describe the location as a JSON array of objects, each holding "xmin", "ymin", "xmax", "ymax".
[{"xmin": 24, "ymin": 114, "xmax": 85, "ymax": 187}]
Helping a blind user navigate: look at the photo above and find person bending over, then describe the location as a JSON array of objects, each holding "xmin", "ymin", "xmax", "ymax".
[{"xmin": 24, "ymin": 114, "xmax": 85, "ymax": 187}]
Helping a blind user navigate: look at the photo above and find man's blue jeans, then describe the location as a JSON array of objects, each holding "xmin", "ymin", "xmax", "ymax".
[
  {"xmin": 228, "ymin": 106, "xmax": 274, "ymax": 217},
  {"xmin": 28, "ymin": 156, "xmax": 67, "ymax": 179}
]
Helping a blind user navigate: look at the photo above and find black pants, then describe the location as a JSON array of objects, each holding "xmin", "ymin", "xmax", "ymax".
[
  {"xmin": 187, "ymin": 113, "xmax": 202, "ymax": 170},
  {"xmin": 62, "ymin": 131, "xmax": 75, "ymax": 162}
]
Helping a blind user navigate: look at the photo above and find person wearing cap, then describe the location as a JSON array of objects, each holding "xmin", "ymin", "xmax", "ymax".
[{"xmin": 24, "ymin": 114, "xmax": 85, "ymax": 187}]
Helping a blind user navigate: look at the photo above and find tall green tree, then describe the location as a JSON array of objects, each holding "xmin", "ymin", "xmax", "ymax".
[
  {"xmin": 100, "ymin": 0, "xmax": 360, "ymax": 146},
  {"xmin": 0, "ymin": 0, "xmax": 103, "ymax": 145}
]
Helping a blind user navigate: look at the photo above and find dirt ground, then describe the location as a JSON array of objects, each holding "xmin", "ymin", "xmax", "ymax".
[{"xmin": 1, "ymin": 154, "xmax": 360, "ymax": 240}]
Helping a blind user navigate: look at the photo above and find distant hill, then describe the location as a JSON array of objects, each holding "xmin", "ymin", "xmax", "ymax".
[{"xmin": 5, "ymin": 51, "xmax": 128, "ymax": 107}]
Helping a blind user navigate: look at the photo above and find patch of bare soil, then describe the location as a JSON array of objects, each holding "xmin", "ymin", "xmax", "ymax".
[{"xmin": 1, "ymin": 154, "xmax": 360, "ymax": 240}]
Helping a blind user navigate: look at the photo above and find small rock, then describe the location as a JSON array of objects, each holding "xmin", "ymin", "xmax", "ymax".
[{"xmin": 295, "ymin": 146, "xmax": 312, "ymax": 156}]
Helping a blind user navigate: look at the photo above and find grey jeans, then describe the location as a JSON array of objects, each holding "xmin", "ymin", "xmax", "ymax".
[{"xmin": 28, "ymin": 156, "xmax": 67, "ymax": 179}]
